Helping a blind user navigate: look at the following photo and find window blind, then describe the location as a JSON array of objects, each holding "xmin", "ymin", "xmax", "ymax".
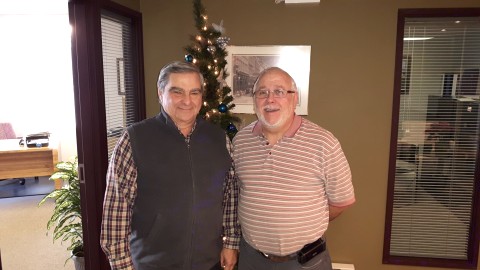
[
  {"xmin": 389, "ymin": 15, "xmax": 480, "ymax": 264},
  {"xmin": 101, "ymin": 11, "xmax": 137, "ymax": 157}
]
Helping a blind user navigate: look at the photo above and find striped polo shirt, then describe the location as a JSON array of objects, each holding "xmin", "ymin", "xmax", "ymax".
[{"xmin": 233, "ymin": 115, "xmax": 355, "ymax": 256}]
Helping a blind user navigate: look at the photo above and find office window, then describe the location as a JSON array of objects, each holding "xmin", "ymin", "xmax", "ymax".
[
  {"xmin": 384, "ymin": 9, "xmax": 480, "ymax": 269},
  {"xmin": 101, "ymin": 10, "xmax": 143, "ymax": 157}
]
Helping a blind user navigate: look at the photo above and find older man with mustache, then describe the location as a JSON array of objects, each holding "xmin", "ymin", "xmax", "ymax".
[{"xmin": 232, "ymin": 67, "xmax": 355, "ymax": 270}]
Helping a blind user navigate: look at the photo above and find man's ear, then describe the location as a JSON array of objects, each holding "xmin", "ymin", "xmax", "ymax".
[
  {"xmin": 293, "ymin": 91, "xmax": 299, "ymax": 109},
  {"xmin": 158, "ymin": 89, "xmax": 163, "ymax": 104}
]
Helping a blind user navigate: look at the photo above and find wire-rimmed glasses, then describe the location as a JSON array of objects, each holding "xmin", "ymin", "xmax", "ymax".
[{"xmin": 253, "ymin": 89, "xmax": 296, "ymax": 99}]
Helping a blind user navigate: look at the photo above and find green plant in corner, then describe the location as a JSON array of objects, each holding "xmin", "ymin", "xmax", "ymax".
[{"xmin": 38, "ymin": 156, "xmax": 83, "ymax": 263}]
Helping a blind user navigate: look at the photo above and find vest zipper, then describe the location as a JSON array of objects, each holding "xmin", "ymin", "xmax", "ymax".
[{"xmin": 187, "ymin": 141, "xmax": 195, "ymax": 269}]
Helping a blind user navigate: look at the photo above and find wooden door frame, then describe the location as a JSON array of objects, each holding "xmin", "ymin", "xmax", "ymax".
[{"xmin": 69, "ymin": 0, "xmax": 145, "ymax": 269}]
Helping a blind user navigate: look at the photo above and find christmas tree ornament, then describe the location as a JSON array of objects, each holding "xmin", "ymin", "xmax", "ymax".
[
  {"xmin": 212, "ymin": 20, "xmax": 225, "ymax": 34},
  {"xmin": 227, "ymin": 123, "xmax": 238, "ymax": 133},
  {"xmin": 207, "ymin": 46, "xmax": 216, "ymax": 53},
  {"xmin": 185, "ymin": 54, "xmax": 194, "ymax": 63},
  {"xmin": 216, "ymin": 36, "xmax": 230, "ymax": 49},
  {"xmin": 218, "ymin": 103, "xmax": 228, "ymax": 113}
]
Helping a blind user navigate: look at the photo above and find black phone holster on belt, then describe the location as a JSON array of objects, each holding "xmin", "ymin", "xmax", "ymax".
[{"xmin": 297, "ymin": 238, "xmax": 326, "ymax": 264}]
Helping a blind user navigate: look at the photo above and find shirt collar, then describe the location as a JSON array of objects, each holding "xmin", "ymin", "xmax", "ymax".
[
  {"xmin": 159, "ymin": 108, "xmax": 197, "ymax": 139},
  {"xmin": 252, "ymin": 114, "xmax": 302, "ymax": 138}
]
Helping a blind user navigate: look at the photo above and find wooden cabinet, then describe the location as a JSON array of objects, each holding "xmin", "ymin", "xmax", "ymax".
[{"xmin": 0, "ymin": 139, "xmax": 58, "ymax": 180}]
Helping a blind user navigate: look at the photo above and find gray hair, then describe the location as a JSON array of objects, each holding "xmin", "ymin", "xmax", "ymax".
[
  {"xmin": 157, "ymin": 61, "xmax": 204, "ymax": 92},
  {"xmin": 252, "ymin": 67, "xmax": 297, "ymax": 92}
]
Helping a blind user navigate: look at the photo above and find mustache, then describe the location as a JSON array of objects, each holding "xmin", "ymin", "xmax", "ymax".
[{"xmin": 261, "ymin": 105, "xmax": 280, "ymax": 111}]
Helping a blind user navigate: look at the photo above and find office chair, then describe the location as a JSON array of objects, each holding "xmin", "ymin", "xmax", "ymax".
[{"xmin": 0, "ymin": 123, "xmax": 16, "ymax": 140}]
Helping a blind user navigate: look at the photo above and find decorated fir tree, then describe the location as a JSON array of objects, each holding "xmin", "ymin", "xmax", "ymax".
[{"xmin": 184, "ymin": 0, "xmax": 240, "ymax": 139}]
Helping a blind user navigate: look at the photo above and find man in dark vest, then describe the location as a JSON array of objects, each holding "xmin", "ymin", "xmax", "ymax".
[{"xmin": 100, "ymin": 61, "xmax": 240, "ymax": 270}]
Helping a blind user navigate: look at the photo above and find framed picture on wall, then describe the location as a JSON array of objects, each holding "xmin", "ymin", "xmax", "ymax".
[{"xmin": 226, "ymin": 45, "xmax": 311, "ymax": 115}]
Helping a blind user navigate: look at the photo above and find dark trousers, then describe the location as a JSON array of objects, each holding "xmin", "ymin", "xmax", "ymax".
[{"xmin": 238, "ymin": 238, "xmax": 333, "ymax": 270}]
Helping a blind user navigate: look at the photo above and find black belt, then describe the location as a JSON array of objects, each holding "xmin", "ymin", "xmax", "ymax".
[
  {"xmin": 259, "ymin": 251, "xmax": 298, "ymax": 263},
  {"xmin": 258, "ymin": 238, "xmax": 326, "ymax": 263}
]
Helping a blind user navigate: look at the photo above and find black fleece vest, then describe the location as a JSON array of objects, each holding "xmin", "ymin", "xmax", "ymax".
[{"xmin": 128, "ymin": 111, "xmax": 231, "ymax": 270}]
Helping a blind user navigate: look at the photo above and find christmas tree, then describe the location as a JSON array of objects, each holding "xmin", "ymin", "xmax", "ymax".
[{"xmin": 184, "ymin": 0, "xmax": 240, "ymax": 139}]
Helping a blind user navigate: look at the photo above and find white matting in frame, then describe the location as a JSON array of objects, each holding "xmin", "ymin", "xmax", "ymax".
[{"xmin": 226, "ymin": 45, "xmax": 311, "ymax": 115}]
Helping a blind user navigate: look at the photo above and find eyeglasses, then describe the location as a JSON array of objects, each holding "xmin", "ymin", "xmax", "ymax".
[{"xmin": 253, "ymin": 89, "xmax": 296, "ymax": 99}]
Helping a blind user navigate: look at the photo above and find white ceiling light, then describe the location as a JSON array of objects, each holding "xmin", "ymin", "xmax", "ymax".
[
  {"xmin": 275, "ymin": 0, "xmax": 321, "ymax": 4},
  {"xmin": 404, "ymin": 37, "xmax": 433, "ymax": 41}
]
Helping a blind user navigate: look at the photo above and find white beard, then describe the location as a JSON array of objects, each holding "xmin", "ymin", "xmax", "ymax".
[{"xmin": 256, "ymin": 104, "xmax": 291, "ymax": 130}]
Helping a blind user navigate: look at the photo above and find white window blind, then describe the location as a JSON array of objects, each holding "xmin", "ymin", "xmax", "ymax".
[
  {"xmin": 101, "ymin": 11, "xmax": 137, "ymax": 156},
  {"xmin": 389, "ymin": 15, "xmax": 480, "ymax": 263}
]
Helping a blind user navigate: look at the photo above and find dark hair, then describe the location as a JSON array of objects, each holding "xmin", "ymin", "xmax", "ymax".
[{"xmin": 157, "ymin": 61, "xmax": 204, "ymax": 92}]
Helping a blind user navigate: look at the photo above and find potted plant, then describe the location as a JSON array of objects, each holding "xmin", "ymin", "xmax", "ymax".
[{"xmin": 38, "ymin": 156, "xmax": 84, "ymax": 269}]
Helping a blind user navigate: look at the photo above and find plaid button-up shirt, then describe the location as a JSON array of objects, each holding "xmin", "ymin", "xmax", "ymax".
[{"xmin": 100, "ymin": 124, "xmax": 240, "ymax": 269}]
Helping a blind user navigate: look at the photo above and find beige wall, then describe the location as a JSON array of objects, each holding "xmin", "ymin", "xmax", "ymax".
[
  {"xmin": 112, "ymin": 0, "xmax": 140, "ymax": 11},
  {"xmin": 136, "ymin": 1, "xmax": 480, "ymax": 269}
]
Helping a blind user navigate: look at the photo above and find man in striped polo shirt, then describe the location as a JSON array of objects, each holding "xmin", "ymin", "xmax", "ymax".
[{"xmin": 233, "ymin": 67, "xmax": 355, "ymax": 270}]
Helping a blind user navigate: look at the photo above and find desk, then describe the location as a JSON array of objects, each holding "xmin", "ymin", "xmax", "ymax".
[{"xmin": 0, "ymin": 139, "xmax": 58, "ymax": 182}]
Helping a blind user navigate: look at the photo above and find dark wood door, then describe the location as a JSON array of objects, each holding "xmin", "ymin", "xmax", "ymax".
[{"xmin": 68, "ymin": 0, "xmax": 145, "ymax": 269}]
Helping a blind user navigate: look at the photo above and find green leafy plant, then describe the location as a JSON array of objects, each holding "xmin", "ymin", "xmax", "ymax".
[{"xmin": 39, "ymin": 156, "xmax": 83, "ymax": 261}]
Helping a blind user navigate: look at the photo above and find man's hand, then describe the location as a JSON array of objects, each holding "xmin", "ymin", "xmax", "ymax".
[
  {"xmin": 220, "ymin": 248, "xmax": 238, "ymax": 270},
  {"xmin": 329, "ymin": 204, "xmax": 352, "ymax": 221}
]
